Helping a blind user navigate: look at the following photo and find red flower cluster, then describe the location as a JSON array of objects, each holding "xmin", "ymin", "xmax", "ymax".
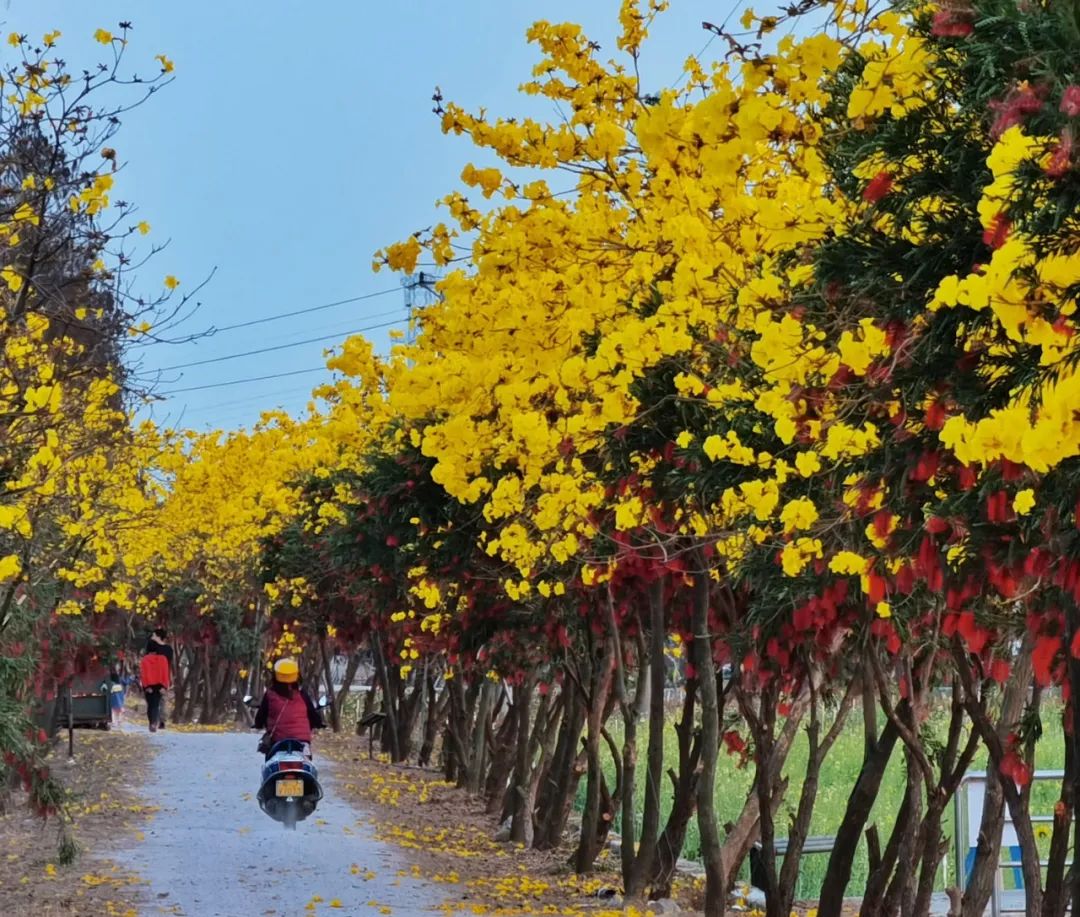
[
  {"xmin": 1001, "ymin": 746, "xmax": 1032, "ymax": 788},
  {"xmin": 982, "ymin": 212, "xmax": 1011, "ymax": 250},
  {"xmin": 989, "ymin": 82, "xmax": 1046, "ymax": 139},
  {"xmin": 931, "ymin": 3, "xmax": 974, "ymax": 37},
  {"xmin": 1061, "ymin": 85, "xmax": 1080, "ymax": 117},
  {"xmin": 1045, "ymin": 129, "xmax": 1074, "ymax": 179},
  {"xmin": 862, "ymin": 170, "xmax": 894, "ymax": 203}
]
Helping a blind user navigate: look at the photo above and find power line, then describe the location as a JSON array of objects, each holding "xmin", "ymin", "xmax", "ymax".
[
  {"xmin": 156, "ymin": 317, "xmax": 405, "ymax": 372},
  {"xmin": 158, "ymin": 366, "xmax": 330, "ymax": 396},
  {"xmin": 182, "ymin": 384, "xmax": 320, "ymax": 412},
  {"xmin": 208, "ymin": 289, "xmax": 400, "ymax": 334}
]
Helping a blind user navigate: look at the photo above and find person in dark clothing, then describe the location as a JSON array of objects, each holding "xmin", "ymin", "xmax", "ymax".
[
  {"xmin": 140, "ymin": 628, "xmax": 173, "ymax": 732},
  {"xmin": 253, "ymin": 658, "xmax": 325, "ymax": 758}
]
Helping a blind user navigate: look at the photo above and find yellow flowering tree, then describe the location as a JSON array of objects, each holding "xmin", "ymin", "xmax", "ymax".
[{"xmin": 0, "ymin": 23, "xmax": 178, "ymax": 845}]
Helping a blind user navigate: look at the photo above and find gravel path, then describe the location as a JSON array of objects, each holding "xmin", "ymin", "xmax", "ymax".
[{"xmin": 121, "ymin": 730, "xmax": 440, "ymax": 917}]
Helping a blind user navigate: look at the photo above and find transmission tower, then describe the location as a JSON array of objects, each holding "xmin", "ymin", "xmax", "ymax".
[{"xmin": 401, "ymin": 270, "xmax": 441, "ymax": 344}]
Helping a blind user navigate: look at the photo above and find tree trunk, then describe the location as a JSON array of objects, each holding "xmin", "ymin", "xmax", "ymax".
[
  {"xmin": 1041, "ymin": 731, "xmax": 1073, "ymax": 917},
  {"xmin": 881, "ymin": 750, "xmax": 923, "ymax": 917},
  {"xmin": 418, "ymin": 677, "xmax": 445, "ymax": 768},
  {"xmin": 1065, "ymin": 602, "xmax": 1080, "ymax": 913},
  {"xmin": 443, "ymin": 676, "xmax": 470, "ymax": 783},
  {"xmin": 468, "ymin": 680, "xmax": 498, "ymax": 794},
  {"xmin": 954, "ymin": 643, "xmax": 1043, "ymax": 917},
  {"xmin": 573, "ymin": 635, "xmax": 614, "ymax": 874},
  {"xmin": 718, "ymin": 694, "xmax": 806, "ymax": 899},
  {"xmin": 773, "ymin": 681, "xmax": 856, "ymax": 917},
  {"xmin": 398, "ymin": 670, "xmax": 425, "ymax": 760},
  {"xmin": 318, "ymin": 634, "xmax": 341, "ymax": 733},
  {"xmin": 910, "ymin": 690, "xmax": 981, "ymax": 917},
  {"xmin": 753, "ymin": 683, "xmax": 784, "ymax": 917},
  {"xmin": 178, "ymin": 647, "xmax": 204, "ymax": 723},
  {"xmin": 360, "ymin": 673, "xmax": 377, "ymax": 721},
  {"xmin": 819, "ymin": 717, "xmax": 902, "ymax": 917},
  {"xmin": 692, "ymin": 561, "xmax": 724, "ymax": 917},
  {"xmin": 334, "ymin": 650, "xmax": 363, "ymax": 721},
  {"xmin": 535, "ymin": 684, "xmax": 587, "ymax": 850},
  {"xmin": 509, "ymin": 677, "xmax": 536, "ymax": 845},
  {"xmin": 210, "ymin": 660, "xmax": 235, "ymax": 723},
  {"xmin": 962, "ymin": 642, "xmax": 1032, "ymax": 917},
  {"xmin": 634, "ymin": 580, "xmax": 667, "ymax": 898},
  {"xmin": 606, "ymin": 585, "xmax": 647, "ymax": 900},
  {"xmin": 860, "ymin": 760, "xmax": 916, "ymax": 917},
  {"xmin": 369, "ymin": 630, "xmax": 401, "ymax": 761},
  {"xmin": 911, "ymin": 800, "xmax": 948, "ymax": 917},
  {"xmin": 522, "ymin": 690, "xmax": 563, "ymax": 840},
  {"xmin": 650, "ymin": 675, "xmax": 699, "ymax": 898},
  {"xmin": 198, "ymin": 646, "xmax": 217, "ymax": 724},
  {"xmin": 484, "ymin": 705, "xmax": 519, "ymax": 814}
]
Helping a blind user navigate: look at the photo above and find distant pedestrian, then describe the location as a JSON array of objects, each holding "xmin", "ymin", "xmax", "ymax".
[
  {"xmin": 109, "ymin": 667, "xmax": 130, "ymax": 725},
  {"xmin": 140, "ymin": 628, "xmax": 173, "ymax": 733}
]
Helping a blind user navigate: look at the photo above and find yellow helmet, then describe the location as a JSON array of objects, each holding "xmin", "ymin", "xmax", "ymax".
[{"xmin": 273, "ymin": 657, "xmax": 299, "ymax": 684}]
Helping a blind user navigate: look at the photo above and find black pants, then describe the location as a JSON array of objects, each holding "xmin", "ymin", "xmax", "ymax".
[{"xmin": 145, "ymin": 686, "xmax": 165, "ymax": 726}]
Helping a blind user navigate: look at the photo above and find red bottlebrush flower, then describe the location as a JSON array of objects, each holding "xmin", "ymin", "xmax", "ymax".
[
  {"xmin": 999, "ymin": 458, "xmax": 1025, "ymax": 482},
  {"xmin": 894, "ymin": 563, "xmax": 915, "ymax": 594},
  {"xmin": 912, "ymin": 450, "xmax": 940, "ymax": 482},
  {"xmin": 956, "ymin": 610, "xmax": 989, "ymax": 655},
  {"xmin": 871, "ymin": 618, "xmax": 901, "ymax": 654},
  {"xmin": 872, "ymin": 511, "xmax": 894, "ymax": 539},
  {"xmin": 1061, "ymin": 85, "xmax": 1080, "ymax": 117},
  {"xmin": 862, "ymin": 170, "xmax": 894, "ymax": 203},
  {"xmin": 989, "ymin": 658, "xmax": 1012, "ymax": 683},
  {"xmin": 931, "ymin": 6, "xmax": 974, "ymax": 37},
  {"xmin": 1046, "ymin": 144, "xmax": 1071, "ymax": 178},
  {"xmin": 1032, "ymin": 634, "xmax": 1061, "ymax": 686},
  {"xmin": 989, "ymin": 82, "xmax": 1046, "ymax": 139},
  {"xmin": 722, "ymin": 730, "xmax": 748, "ymax": 764},
  {"xmin": 866, "ymin": 573, "xmax": 887, "ymax": 605},
  {"xmin": 986, "ymin": 490, "xmax": 1009, "ymax": 522},
  {"xmin": 1045, "ymin": 129, "xmax": 1074, "ymax": 179},
  {"xmin": 982, "ymin": 212, "xmax": 1011, "ymax": 250},
  {"xmin": 925, "ymin": 400, "xmax": 947, "ymax": 430},
  {"xmin": 925, "ymin": 515, "xmax": 950, "ymax": 535},
  {"xmin": 1001, "ymin": 749, "xmax": 1032, "ymax": 788}
]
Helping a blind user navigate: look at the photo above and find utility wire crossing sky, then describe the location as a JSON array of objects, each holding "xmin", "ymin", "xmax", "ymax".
[{"xmin": 9, "ymin": 0, "xmax": 728, "ymax": 430}]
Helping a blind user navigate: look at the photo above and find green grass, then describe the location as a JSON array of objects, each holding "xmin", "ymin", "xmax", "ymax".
[{"xmin": 577, "ymin": 696, "xmax": 1069, "ymax": 899}]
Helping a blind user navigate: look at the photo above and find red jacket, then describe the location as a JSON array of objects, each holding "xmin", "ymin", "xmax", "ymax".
[
  {"xmin": 140, "ymin": 653, "xmax": 171, "ymax": 689},
  {"xmin": 262, "ymin": 688, "xmax": 313, "ymax": 744}
]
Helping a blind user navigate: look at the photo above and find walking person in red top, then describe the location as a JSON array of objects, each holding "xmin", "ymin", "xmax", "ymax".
[
  {"xmin": 252, "ymin": 658, "xmax": 324, "ymax": 758},
  {"xmin": 139, "ymin": 628, "xmax": 173, "ymax": 733}
]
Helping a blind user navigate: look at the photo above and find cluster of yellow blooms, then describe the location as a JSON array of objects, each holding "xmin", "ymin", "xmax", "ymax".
[{"xmin": 16, "ymin": 1, "xmax": 1074, "ymax": 714}]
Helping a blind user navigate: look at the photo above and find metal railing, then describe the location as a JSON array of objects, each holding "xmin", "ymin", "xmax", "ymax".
[{"xmin": 954, "ymin": 770, "xmax": 1071, "ymax": 917}]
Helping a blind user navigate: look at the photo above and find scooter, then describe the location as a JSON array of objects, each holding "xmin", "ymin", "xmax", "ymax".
[{"xmin": 244, "ymin": 695, "xmax": 328, "ymax": 830}]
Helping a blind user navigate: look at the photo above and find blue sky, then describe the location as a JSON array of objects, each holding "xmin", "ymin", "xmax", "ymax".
[{"xmin": 7, "ymin": 1, "xmax": 731, "ymax": 430}]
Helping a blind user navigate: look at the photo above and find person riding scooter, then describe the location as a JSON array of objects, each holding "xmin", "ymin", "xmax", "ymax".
[{"xmin": 252, "ymin": 658, "xmax": 325, "ymax": 758}]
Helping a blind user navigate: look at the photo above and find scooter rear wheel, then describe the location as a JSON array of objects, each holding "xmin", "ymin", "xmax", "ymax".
[{"xmin": 281, "ymin": 802, "xmax": 298, "ymax": 830}]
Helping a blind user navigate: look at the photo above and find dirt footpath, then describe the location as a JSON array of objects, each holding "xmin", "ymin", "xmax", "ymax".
[{"xmin": 0, "ymin": 727, "xmax": 156, "ymax": 917}]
